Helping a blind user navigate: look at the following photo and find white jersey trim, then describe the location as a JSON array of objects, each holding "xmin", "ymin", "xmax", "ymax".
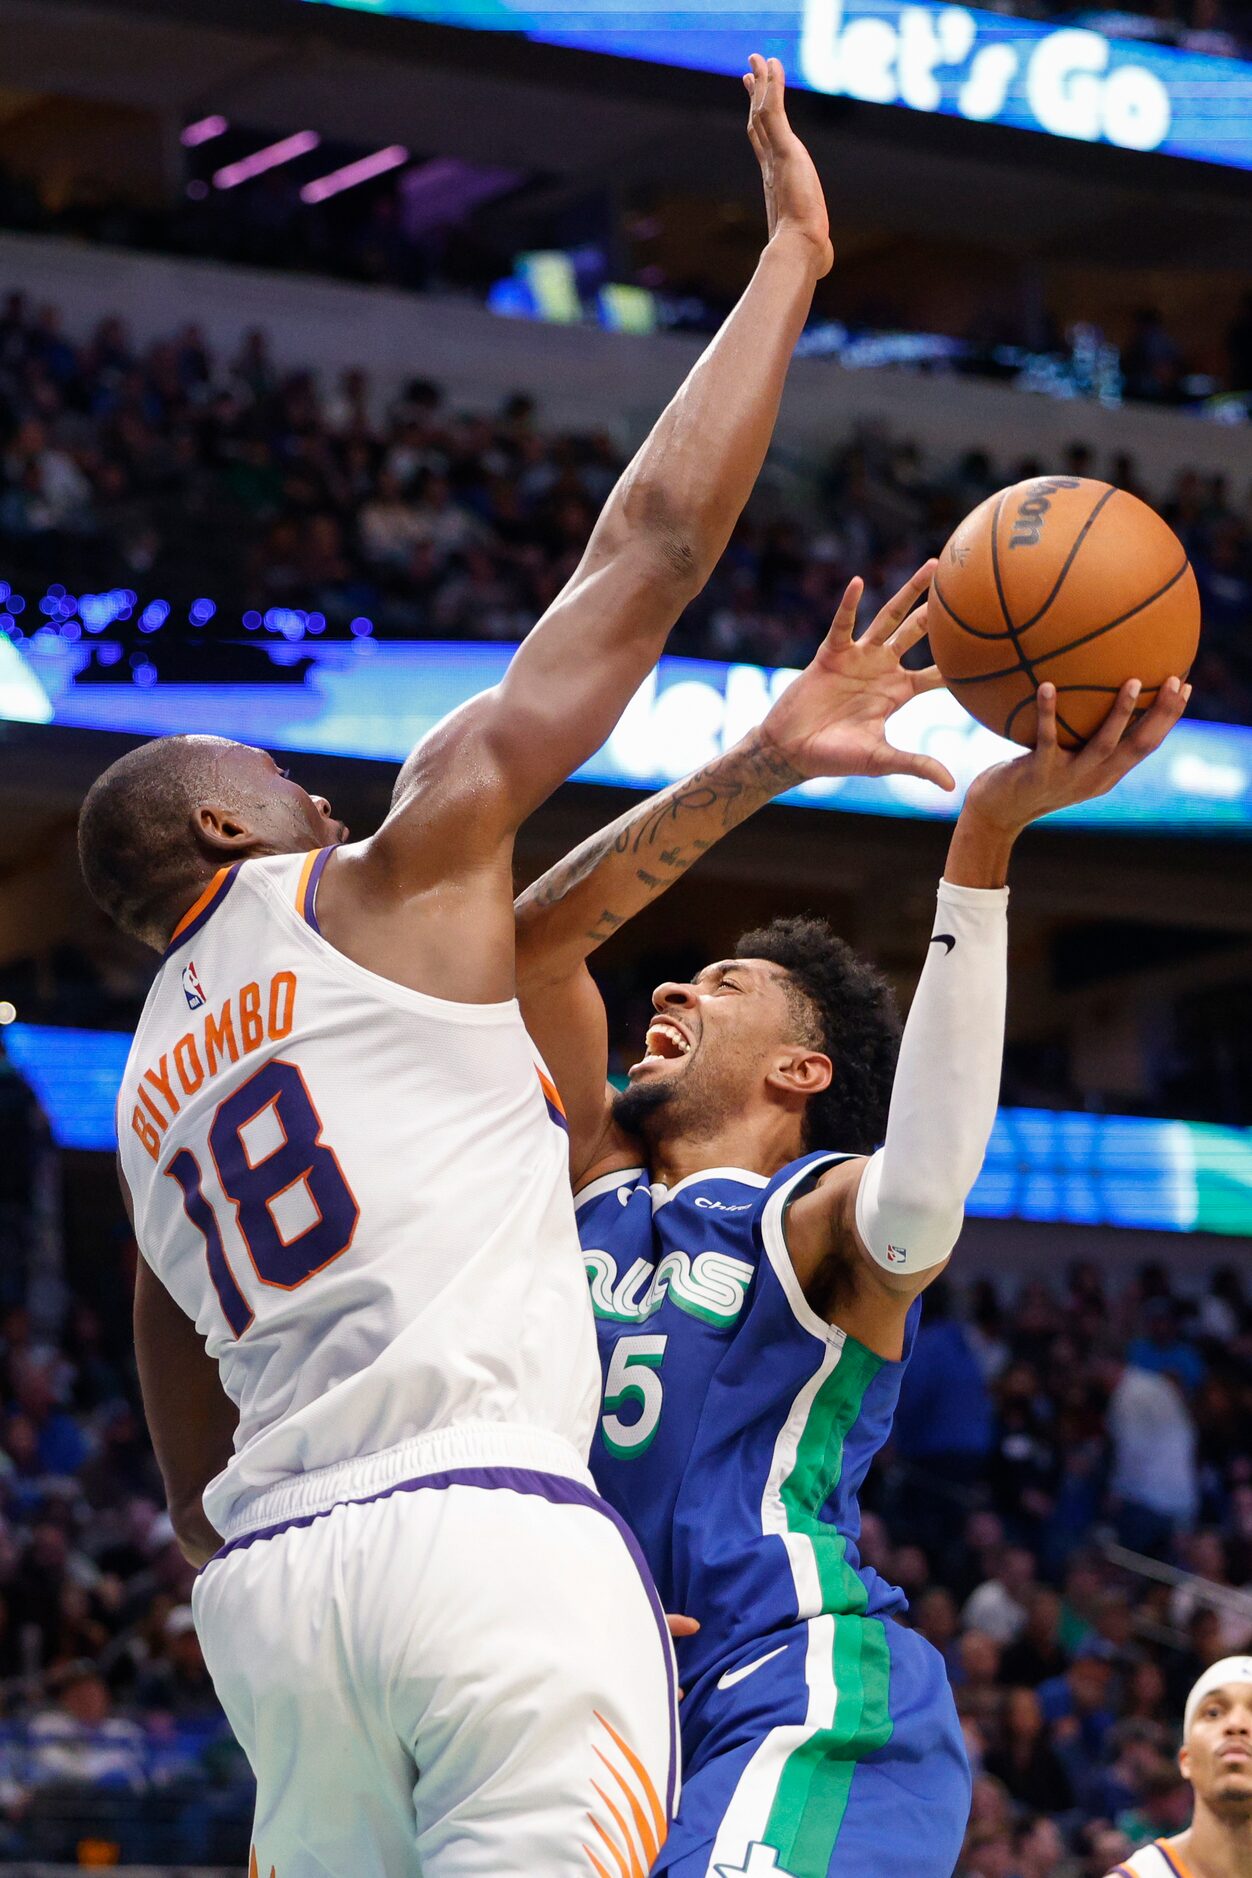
[
  {"xmin": 218, "ymin": 1421, "xmax": 594, "ymax": 1541},
  {"xmin": 759, "ymin": 1155, "xmax": 854, "ymax": 1345},
  {"xmin": 574, "ymin": 1167, "xmax": 646, "ymax": 1212},
  {"xmin": 649, "ymin": 1166, "xmax": 770, "ymax": 1212}
]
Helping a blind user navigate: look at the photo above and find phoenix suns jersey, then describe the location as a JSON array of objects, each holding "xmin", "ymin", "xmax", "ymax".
[
  {"xmin": 577, "ymin": 1153, "xmax": 920, "ymax": 1691},
  {"xmin": 118, "ymin": 849, "xmax": 600, "ymax": 1538},
  {"xmin": 1108, "ymin": 1844, "xmax": 1198, "ymax": 1878}
]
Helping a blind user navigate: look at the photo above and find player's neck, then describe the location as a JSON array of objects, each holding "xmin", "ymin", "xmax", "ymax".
[
  {"xmin": 1175, "ymin": 1801, "xmax": 1252, "ymax": 1878},
  {"xmin": 647, "ymin": 1115, "xmax": 803, "ymax": 1189}
]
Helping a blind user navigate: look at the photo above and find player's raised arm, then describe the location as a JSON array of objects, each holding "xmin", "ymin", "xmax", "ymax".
[
  {"xmin": 786, "ymin": 675, "xmax": 1192, "ymax": 1353},
  {"xmin": 515, "ymin": 568, "xmax": 952, "ymax": 1181},
  {"xmin": 376, "ymin": 57, "xmax": 832, "ymax": 865}
]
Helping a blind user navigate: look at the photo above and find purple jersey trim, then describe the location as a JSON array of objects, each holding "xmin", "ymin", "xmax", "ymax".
[
  {"xmin": 302, "ymin": 846, "xmax": 334, "ymax": 933},
  {"xmin": 206, "ymin": 1461, "xmax": 679, "ymax": 1816},
  {"xmin": 1155, "ymin": 1846, "xmax": 1188, "ymax": 1878}
]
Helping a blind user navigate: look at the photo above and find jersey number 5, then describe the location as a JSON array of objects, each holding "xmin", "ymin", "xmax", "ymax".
[
  {"xmin": 600, "ymin": 1334, "xmax": 668, "ymax": 1459},
  {"xmin": 165, "ymin": 1059, "xmax": 360, "ymax": 1337}
]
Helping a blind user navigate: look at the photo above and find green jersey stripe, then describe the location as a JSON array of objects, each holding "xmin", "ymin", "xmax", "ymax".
[{"xmin": 762, "ymin": 1336, "xmax": 896, "ymax": 1871}]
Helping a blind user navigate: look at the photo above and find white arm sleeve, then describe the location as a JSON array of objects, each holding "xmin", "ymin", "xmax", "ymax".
[{"xmin": 854, "ymin": 877, "xmax": 1008, "ymax": 1277}]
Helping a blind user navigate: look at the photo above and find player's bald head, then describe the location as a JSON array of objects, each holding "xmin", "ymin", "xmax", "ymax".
[{"xmin": 78, "ymin": 736, "xmax": 337, "ymax": 948}]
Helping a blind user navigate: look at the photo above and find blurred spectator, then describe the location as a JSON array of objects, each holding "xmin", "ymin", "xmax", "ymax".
[
  {"xmin": 1106, "ymin": 1355, "xmax": 1199, "ymax": 1553},
  {"xmin": 27, "ymin": 1667, "xmax": 145, "ymax": 1790},
  {"xmin": 984, "ymin": 1687, "xmax": 1075, "ymax": 1812}
]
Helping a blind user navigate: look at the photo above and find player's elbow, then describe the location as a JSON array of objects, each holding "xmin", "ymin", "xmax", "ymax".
[
  {"xmin": 170, "ymin": 1499, "xmax": 221, "ymax": 1569},
  {"xmin": 608, "ymin": 477, "xmax": 709, "ymax": 599},
  {"xmin": 856, "ymin": 1152, "xmax": 965, "ymax": 1281}
]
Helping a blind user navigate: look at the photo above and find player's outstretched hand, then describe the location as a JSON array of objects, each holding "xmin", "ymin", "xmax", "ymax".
[
  {"xmin": 744, "ymin": 54, "xmax": 834, "ymax": 277},
  {"xmin": 964, "ymin": 676, "xmax": 1190, "ymax": 832},
  {"xmin": 758, "ymin": 562, "xmax": 956, "ymax": 792}
]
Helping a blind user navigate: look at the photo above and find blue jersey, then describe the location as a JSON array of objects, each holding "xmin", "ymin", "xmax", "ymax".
[{"xmin": 577, "ymin": 1153, "xmax": 921, "ymax": 1697}]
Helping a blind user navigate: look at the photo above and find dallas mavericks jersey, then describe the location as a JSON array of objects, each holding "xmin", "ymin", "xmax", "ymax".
[
  {"xmin": 577, "ymin": 1153, "xmax": 921, "ymax": 1688},
  {"xmin": 118, "ymin": 850, "xmax": 600, "ymax": 1538}
]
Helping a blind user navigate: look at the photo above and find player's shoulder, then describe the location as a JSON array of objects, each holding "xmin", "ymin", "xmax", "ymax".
[{"xmin": 1105, "ymin": 1841, "xmax": 1185, "ymax": 1878}]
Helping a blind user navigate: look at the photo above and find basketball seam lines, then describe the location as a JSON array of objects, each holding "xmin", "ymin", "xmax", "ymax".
[
  {"xmin": 1019, "ymin": 486, "xmax": 1119, "ymax": 632},
  {"xmin": 1004, "ymin": 683, "xmax": 1160, "ymax": 742},
  {"xmin": 988, "ymin": 489, "xmax": 1084, "ymax": 744},
  {"xmin": 944, "ymin": 558, "xmax": 1191, "ymax": 687}
]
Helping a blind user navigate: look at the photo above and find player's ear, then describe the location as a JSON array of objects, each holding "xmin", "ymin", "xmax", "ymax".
[
  {"xmin": 1178, "ymin": 1742, "xmax": 1191, "ymax": 1782},
  {"xmin": 767, "ymin": 1050, "xmax": 832, "ymax": 1099},
  {"xmin": 196, "ymin": 802, "xmax": 255, "ymax": 855}
]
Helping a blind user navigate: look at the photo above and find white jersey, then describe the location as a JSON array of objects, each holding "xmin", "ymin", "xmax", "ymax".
[
  {"xmin": 118, "ymin": 849, "xmax": 600, "ymax": 1538},
  {"xmin": 1107, "ymin": 1841, "xmax": 1194, "ymax": 1878}
]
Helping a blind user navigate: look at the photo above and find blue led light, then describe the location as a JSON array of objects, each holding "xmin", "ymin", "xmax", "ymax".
[
  {"xmin": 47, "ymin": 583, "xmax": 64, "ymax": 600},
  {"xmin": 302, "ymin": 0, "xmax": 1252, "ymax": 175},
  {"xmin": 349, "ymin": 616, "xmax": 374, "ymax": 637},
  {"xmin": 10, "ymin": 1017, "xmax": 1248, "ymax": 1235},
  {"xmin": 96, "ymin": 642, "xmax": 122, "ymax": 666},
  {"xmin": 243, "ymin": 610, "xmax": 262, "ymax": 631},
  {"xmin": 7, "ymin": 597, "xmax": 24, "ymax": 616},
  {"xmin": 189, "ymin": 598, "xmax": 217, "ymax": 625},
  {"xmin": 139, "ymin": 600, "xmax": 171, "ymax": 633}
]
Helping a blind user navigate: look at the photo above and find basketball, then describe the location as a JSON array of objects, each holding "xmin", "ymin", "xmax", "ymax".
[{"xmin": 928, "ymin": 477, "xmax": 1201, "ymax": 748}]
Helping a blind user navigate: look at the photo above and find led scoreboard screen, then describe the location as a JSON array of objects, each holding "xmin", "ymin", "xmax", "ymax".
[{"xmin": 302, "ymin": 0, "xmax": 1252, "ymax": 173}]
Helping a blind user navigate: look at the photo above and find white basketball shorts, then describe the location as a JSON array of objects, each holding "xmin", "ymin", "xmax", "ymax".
[{"xmin": 192, "ymin": 1462, "xmax": 679, "ymax": 1876}]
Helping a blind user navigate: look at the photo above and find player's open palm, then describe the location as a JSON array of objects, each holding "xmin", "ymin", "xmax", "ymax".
[
  {"xmin": 965, "ymin": 676, "xmax": 1190, "ymax": 830},
  {"xmin": 745, "ymin": 54, "xmax": 834, "ymax": 277},
  {"xmin": 759, "ymin": 561, "xmax": 956, "ymax": 792}
]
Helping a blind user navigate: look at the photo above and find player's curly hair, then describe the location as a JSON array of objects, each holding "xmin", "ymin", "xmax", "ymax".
[{"xmin": 734, "ymin": 915, "xmax": 901, "ymax": 1154}]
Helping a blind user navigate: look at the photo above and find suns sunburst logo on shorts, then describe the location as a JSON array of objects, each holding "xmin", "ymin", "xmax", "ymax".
[{"xmin": 582, "ymin": 1710, "xmax": 667, "ymax": 1878}]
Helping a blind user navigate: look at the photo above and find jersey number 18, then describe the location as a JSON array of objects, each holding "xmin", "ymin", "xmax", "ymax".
[{"xmin": 165, "ymin": 1059, "xmax": 360, "ymax": 1337}]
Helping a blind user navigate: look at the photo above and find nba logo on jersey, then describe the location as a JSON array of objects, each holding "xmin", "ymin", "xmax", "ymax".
[
  {"xmin": 886, "ymin": 1243, "xmax": 907, "ymax": 1265},
  {"xmin": 181, "ymin": 961, "xmax": 207, "ymax": 1012}
]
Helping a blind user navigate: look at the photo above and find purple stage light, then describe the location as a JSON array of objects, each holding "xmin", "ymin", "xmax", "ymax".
[
  {"xmin": 214, "ymin": 131, "xmax": 320, "ymax": 190},
  {"xmin": 182, "ymin": 115, "xmax": 229, "ymax": 147},
  {"xmin": 300, "ymin": 145, "xmax": 408, "ymax": 204}
]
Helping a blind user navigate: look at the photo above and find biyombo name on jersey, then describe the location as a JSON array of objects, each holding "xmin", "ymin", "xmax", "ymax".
[{"xmin": 585, "ymin": 1247, "xmax": 754, "ymax": 1328}]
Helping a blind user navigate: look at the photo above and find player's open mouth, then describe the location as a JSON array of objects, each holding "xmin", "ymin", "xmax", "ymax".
[{"xmin": 634, "ymin": 1019, "xmax": 693, "ymax": 1068}]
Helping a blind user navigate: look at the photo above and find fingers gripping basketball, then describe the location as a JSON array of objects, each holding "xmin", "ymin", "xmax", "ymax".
[{"xmin": 928, "ymin": 476, "xmax": 1201, "ymax": 748}]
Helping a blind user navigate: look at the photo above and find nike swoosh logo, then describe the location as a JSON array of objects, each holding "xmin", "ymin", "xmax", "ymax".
[
  {"xmin": 930, "ymin": 933, "xmax": 956, "ymax": 953},
  {"xmin": 717, "ymin": 1645, "xmax": 788, "ymax": 1691}
]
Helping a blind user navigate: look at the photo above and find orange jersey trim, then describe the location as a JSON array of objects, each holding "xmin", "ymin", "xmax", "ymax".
[
  {"xmin": 294, "ymin": 848, "xmax": 319, "ymax": 917},
  {"xmin": 169, "ymin": 868, "xmax": 231, "ymax": 944},
  {"xmin": 537, "ymin": 1067, "xmax": 566, "ymax": 1119}
]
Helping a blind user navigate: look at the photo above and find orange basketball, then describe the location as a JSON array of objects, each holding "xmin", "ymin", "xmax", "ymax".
[{"xmin": 928, "ymin": 477, "xmax": 1200, "ymax": 749}]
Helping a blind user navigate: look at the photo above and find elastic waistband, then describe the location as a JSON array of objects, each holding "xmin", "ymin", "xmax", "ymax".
[{"xmin": 217, "ymin": 1422, "xmax": 593, "ymax": 1542}]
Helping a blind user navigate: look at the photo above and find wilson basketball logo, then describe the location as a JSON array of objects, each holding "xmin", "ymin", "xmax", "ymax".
[{"xmin": 1007, "ymin": 477, "xmax": 1081, "ymax": 550}]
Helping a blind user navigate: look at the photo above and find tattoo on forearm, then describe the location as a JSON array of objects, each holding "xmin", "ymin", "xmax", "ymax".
[{"xmin": 519, "ymin": 731, "xmax": 804, "ymax": 947}]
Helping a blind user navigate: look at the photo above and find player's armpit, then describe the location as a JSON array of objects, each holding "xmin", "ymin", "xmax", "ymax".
[{"xmin": 133, "ymin": 1256, "xmax": 236, "ymax": 1568}]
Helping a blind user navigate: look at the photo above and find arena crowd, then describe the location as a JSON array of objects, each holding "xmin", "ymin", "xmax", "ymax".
[{"xmin": 1, "ymin": 292, "xmax": 1250, "ymax": 728}]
